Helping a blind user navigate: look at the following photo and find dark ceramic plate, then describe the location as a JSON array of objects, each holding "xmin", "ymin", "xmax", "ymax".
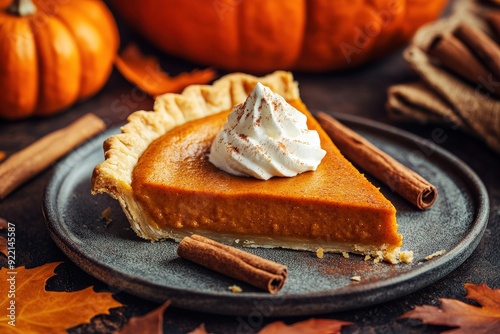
[{"xmin": 43, "ymin": 113, "xmax": 489, "ymax": 316}]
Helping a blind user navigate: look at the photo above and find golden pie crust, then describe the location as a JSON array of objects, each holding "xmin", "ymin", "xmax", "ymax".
[{"xmin": 92, "ymin": 71, "xmax": 403, "ymax": 263}]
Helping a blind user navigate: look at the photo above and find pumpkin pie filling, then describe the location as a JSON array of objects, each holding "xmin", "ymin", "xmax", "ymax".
[
  {"xmin": 131, "ymin": 99, "xmax": 402, "ymax": 255},
  {"xmin": 92, "ymin": 71, "xmax": 403, "ymax": 263}
]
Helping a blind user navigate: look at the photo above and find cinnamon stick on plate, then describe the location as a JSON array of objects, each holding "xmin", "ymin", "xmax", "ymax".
[
  {"xmin": 316, "ymin": 112, "xmax": 437, "ymax": 210},
  {"xmin": 177, "ymin": 234, "xmax": 288, "ymax": 294},
  {"xmin": 0, "ymin": 113, "xmax": 106, "ymax": 199}
]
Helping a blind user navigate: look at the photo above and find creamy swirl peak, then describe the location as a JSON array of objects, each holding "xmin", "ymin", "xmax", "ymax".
[{"xmin": 208, "ymin": 82, "xmax": 326, "ymax": 180}]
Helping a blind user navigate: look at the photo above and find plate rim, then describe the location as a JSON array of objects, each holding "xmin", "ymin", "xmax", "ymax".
[{"xmin": 43, "ymin": 112, "xmax": 490, "ymax": 316}]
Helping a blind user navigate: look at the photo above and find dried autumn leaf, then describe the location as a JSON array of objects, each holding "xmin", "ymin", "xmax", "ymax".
[
  {"xmin": 116, "ymin": 300, "xmax": 170, "ymax": 334},
  {"xmin": 187, "ymin": 323, "xmax": 208, "ymax": 334},
  {"xmin": 115, "ymin": 43, "xmax": 216, "ymax": 97},
  {"xmin": 0, "ymin": 262, "xmax": 122, "ymax": 334},
  {"xmin": 0, "ymin": 217, "xmax": 7, "ymax": 229},
  {"xmin": 0, "ymin": 236, "xmax": 6, "ymax": 257},
  {"xmin": 0, "ymin": 218, "xmax": 8, "ymax": 256},
  {"xmin": 401, "ymin": 283, "xmax": 500, "ymax": 334},
  {"xmin": 258, "ymin": 318, "xmax": 353, "ymax": 334}
]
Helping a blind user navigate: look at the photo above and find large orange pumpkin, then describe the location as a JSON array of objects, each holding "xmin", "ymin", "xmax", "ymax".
[
  {"xmin": 112, "ymin": 0, "xmax": 447, "ymax": 73},
  {"xmin": 0, "ymin": 0, "xmax": 119, "ymax": 120}
]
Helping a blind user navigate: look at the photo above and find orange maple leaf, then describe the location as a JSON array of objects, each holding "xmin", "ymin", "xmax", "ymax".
[
  {"xmin": 258, "ymin": 318, "xmax": 353, "ymax": 334},
  {"xmin": 0, "ymin": 262, "xmax": 122, "ymax": 334},
  {"xmin": 187, "ymin": 323, "xmax": 208, "ymax": 334},
  {"xmin": 0, "ymin": 236, "xmax": 6, "ymax": 257},
  {"xmin": 116, "ymin": 300, "xmax": 351, "ymax": 334},
  {"xmin": 115, "ymin": 43, "xmax": 216, "ymax": 97},
  {"xmin": 116, "ymin": 300, "xmax": 170, "ymax": 334},
  {"xmin": 401, "ymin": 283, "xmax": 500, "ymax": 334},
  {"xmin": 0, "ymin": 218, "xmax": 7, "ymax": 229},
  {"xmin": 0, "ymin": 218, "xmax": 7, "ymax": 257}
]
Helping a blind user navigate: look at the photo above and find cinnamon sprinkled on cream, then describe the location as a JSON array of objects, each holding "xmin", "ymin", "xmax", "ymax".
[{"xmin": 209, "ymin": 83, "xmax": 325, "ymax": 180}]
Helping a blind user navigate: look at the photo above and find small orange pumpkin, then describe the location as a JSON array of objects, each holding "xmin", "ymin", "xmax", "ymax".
[
  {"xmin": 113, "ymin": 0, "xmax": 447, "ymax": 73},
  {"xmin": 0, "ymin": 0, "xmax": 119, "ymax": 120}
]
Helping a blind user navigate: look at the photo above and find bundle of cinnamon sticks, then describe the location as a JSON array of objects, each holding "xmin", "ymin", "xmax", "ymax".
[
  {"xmin": 427, "ymin": 20, "xmax": 500, "ymax": 97},
  {"xmin": 387, "ymin": 0, "xmax": 500, "ymax": 153}
]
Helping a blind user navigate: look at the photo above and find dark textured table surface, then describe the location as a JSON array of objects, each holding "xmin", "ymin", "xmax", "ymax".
[{"xmin": 1, "ymin": 23, "xmax": 499, "ymax": 334}]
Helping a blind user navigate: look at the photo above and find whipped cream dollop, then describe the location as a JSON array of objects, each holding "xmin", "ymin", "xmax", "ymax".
[{"xmin": 208, "ymin": 82, "xmax": 326, "ymax": 180}]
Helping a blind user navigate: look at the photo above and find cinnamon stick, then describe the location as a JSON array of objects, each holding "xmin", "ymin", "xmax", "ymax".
[
  {"xmin": 427, "ymin": 33, "xmax": 497, "ymax": 96},
  {"xmin": 0, "ymin": 113, "xmax": 106, "ymax": 199},
  {"xmin": 177, "ymin": 234, "xmax": 288, "ymax": 293},
  {"xmin": 486, "ymin": 12, "xmax": 500, "ymax": 41},
  {"xmin": 453, "ymin": 23, "xmax": 500, "ymax": 81},
  {"xmin": 316, "ymin": 112, "xmax": 437, "ymax": 210}
]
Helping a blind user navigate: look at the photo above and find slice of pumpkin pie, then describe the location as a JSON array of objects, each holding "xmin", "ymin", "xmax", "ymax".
[{"xmin": 91, "ymin": 71, "xmax": 403, "ymax": 263}]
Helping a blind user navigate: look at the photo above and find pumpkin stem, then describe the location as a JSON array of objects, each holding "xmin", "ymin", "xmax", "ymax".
[{"xmin": 8, "ymin": 0, "xmax": 37, "ymax": 16}]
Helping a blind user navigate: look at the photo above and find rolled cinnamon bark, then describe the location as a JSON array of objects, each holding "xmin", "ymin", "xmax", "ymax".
[
  {"xmin": 427, "ymin": 33, "xmax": 497, "ymax": 96},
  {"xmin": 486, "ymin": 12, "xmax": 500, "ymax": 41},
  {"xmin": 453, "ymin": 23, "xmax": 500, "ymax": 82},
  {"xmin": 0, "ymin": 113, "xmax": 106, "ymax": 199},
  {"xmin": 177, "ymin": 234, "xmax": 287, "ymax": 293},
  {"xmin": 316, "ymin": 112, "xmax": 437, "ymax": 210}
]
